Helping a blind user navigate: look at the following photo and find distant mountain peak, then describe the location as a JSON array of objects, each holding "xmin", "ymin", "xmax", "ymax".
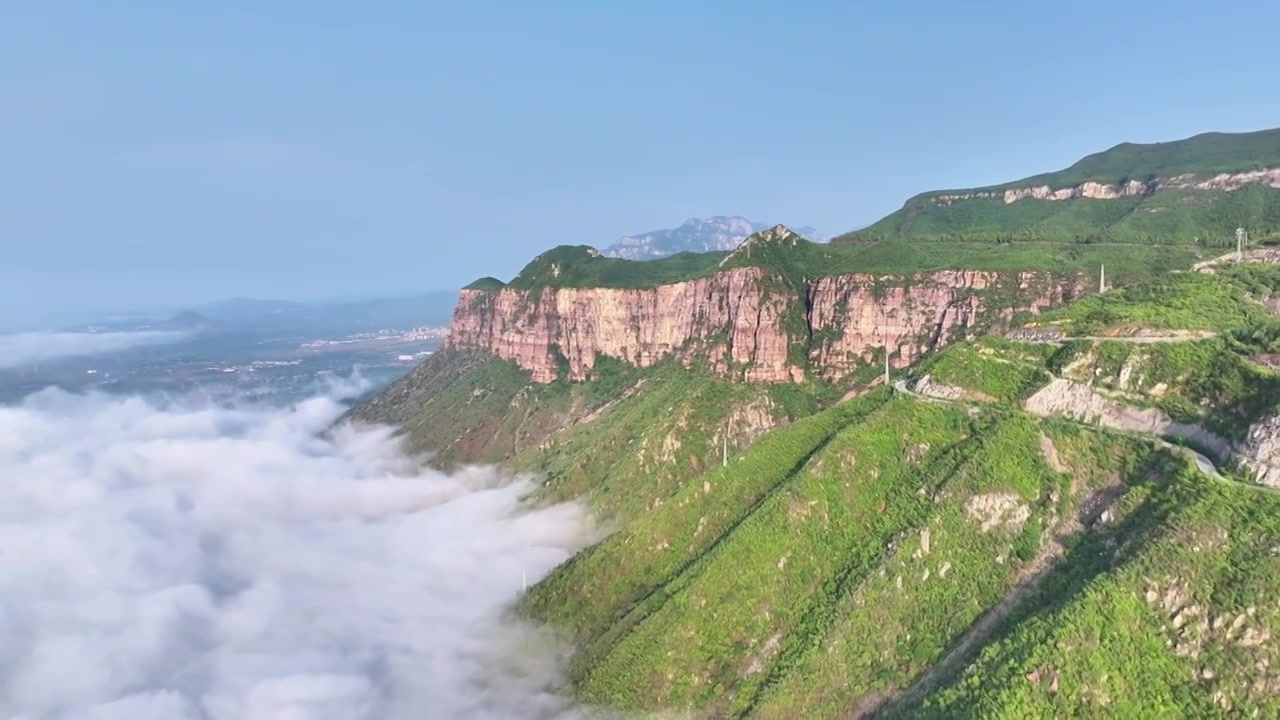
[{"xmin": 603, "ymin": 216, "xmax": 826, "ymax": 260}]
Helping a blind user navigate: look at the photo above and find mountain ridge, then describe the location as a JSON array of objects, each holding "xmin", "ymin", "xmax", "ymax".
[
  {"xmin": 919, "ymin": 127, "xmax": 1280, "ymax": 198},
  {"xmin": 845, "ymin": 126, "xmax": 1280, "ymax": 247},
  {"xmin": 604, "ymin": 215, "xmax": 828, "ymax": 260}
]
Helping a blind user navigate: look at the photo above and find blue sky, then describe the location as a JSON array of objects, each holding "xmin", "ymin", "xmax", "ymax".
[{"xmin": 3, "ymin": 1, "xmax": 1279, "ymax": 327}]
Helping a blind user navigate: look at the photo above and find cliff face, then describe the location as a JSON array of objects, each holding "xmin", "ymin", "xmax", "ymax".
[
  {"xmin": 807, "ymin": 270, "xmax": 1082, "ymax": 377},
  {"xmin": 446, "ymin": 267, "xmax": 798, "ymax": 383},
  {"xmin": 930, "ymin": 167, "xmax": 1280, "ymax": 206},
  {"xmin": 444, "ymin": 267, "xmax": 1085, "ymax": 384}
]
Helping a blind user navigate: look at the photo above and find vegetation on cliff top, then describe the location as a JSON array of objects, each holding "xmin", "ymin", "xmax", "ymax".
[
  {"xmin": 844, "ymin": 128, "xmax": 1280, "ymax": 247},
  {"xmin": 469, "ymin": 233, "xmax": 1204, "ymax": 293},
  {"xmin": 1039, "ymin": 268, "xmax": 1266, "ymax": 333},
  {"xmin": 503, "ymin": 245, "xmax": 726, "ymax": 290},
  {"xmin": 851, "ymin": 184, "xmax": 1280, "ymax": 248},
  {"xmin": 928, "ymin": 265, "xmax": 1280, "ymax": 441},
  {"xmin": 956, "ymin": 127, "xmax": 1280, "ymax": 193},
  {"xmin": 463, "ymin": 276, "xmax": 507, "ymax": 290}
]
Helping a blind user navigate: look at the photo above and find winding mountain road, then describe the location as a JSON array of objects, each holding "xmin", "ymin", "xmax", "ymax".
[
  {"xmin": 891, "ymin": 378, "xmax": 1226, "ymax": 481},
  {"xmin": 1009, "ymin": 330, "xmax": 1218, "ymax": 345}
]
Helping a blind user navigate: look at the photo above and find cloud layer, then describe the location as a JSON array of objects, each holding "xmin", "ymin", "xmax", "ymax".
[
  {"xmin": 0, "ymin": 330, "xmax": 185, "ymax": 369},
  {"xmin": 0, "ymin": 385, "xmax": 599, "ymax": 719}
]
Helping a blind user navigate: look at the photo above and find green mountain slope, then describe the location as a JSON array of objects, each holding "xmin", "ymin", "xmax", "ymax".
[
  {"xmin": 979, "ymin": 128, "xmax": 1280, "ymax": 191},
  {"xmin": 846, "ymin": 128, "xmax": 1280, "ymax": 248},
  {"xmin": 505, "ymin": 264, "xmax": 1280, "ymax": 718},
  {"xmin": 355, "ymin": 348, "xmax": 845, "ymax": 521},
  {"xmin": 518, "ymin": 380, "xmax": 1280, "ymax": 717}
]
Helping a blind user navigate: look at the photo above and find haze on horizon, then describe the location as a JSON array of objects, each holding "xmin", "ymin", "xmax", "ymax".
[{"xmin": 4, "ymin": 1, "xmax": 1279, "ymax": 326}]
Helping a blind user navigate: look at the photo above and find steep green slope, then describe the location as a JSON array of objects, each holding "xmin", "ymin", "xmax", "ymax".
[
  {"xmin": 924, "ymin": 266, "xmax": 1280, "ymax": 442},
  {"xmin": 856, "ymin": 185, "xmax": 1280, "ymax": 248},
  {"xmin": 512, "ymin": 264, "xmax": 1280, "ymax": 718},
  {"xmin": 1039, "ymin": 269, "xmax": 1265, "ymax": 333},
  {"xmin": 912, "ymin": 337, "xmax": 1056, "ymax": 404},
  {"xmin": 355, "ymin": 348, "xmax": 844, "ymax": 520},
  {"xmin": 981, "ymin": 128, "xmax": 1280, "ymax": 190},
  {"xmin": 520, "ymin": 375, "xmax": 1280, "ymax": 717},
  {"xmin": 845, "ymin": 128, "xmax": 1280, "ymax": 248},
  {"xmin": 898, "ymin": 467, "xmax": 1280, "ymax": 718},
  {"xmin": 354, "ymin": 349, "xmax": 579, "ymax": 465},
  {"xmin": 516, "ymin": 361, "xmax": 841, "ymax": 521}
]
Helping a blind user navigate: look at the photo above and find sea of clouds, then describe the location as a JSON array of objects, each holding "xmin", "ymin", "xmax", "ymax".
[
  {"xmin": 0, "ymin": 379, "xmax": 605, "ymax": 719},
  {"xmin": 0, "ymin": 330, "xmax": 186, "ymax": 369}
]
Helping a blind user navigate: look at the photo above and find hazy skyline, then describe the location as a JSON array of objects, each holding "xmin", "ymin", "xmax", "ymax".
[{"xmin": 4, "ymin": 1, "xmax": 1280, "ymax": 327}]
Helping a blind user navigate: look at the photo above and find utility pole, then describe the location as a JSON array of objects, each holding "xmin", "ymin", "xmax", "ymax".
[
  {"xmin": 1099, "ymin": 264, "xmax": 1106, "ymax": 293},
  {"xmin": 1237, "ymin": 227, "xmax": 1247, "ymax": 259},
  {"xmin": 722, "ymin": 421, "xmax": 729, "ymax": 467}
]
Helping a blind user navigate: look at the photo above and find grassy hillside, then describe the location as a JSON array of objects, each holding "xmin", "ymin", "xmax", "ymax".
[
  {"xmin": 854, "ymin": 185, "xmax": 1280, "ymax": 248},
  {"xmin": 843, "ymin": 127, "xmax": 1280, "ymax": 248},
  {"xmin": 899, "ymin": 465, "xmax": 1280, "ymax": 718},
  {"xmin": 925, "ymin": 266, "xmax": 1280, "ymax": 441},
  {"xmin": 519, "ymin": 382, "xmax": 1280, "ymax": 717},
  {"xmin": 980, "ymin": 128, "xmax": 1280, "ymax": 191},
  {"xmin": 354, "ymin": 349, "xmax": 845, "ymax": 520},
  {"xmin": 1038, "ymin": 268, "xmax": 1266, "ymax": 333}
]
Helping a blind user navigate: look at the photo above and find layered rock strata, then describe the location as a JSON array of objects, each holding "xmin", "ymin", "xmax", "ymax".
[
  {"xmin": 444, "ymin": 268, "xmax": 1086, "ymax": 384},
  {"xmin": 930, "ymin": 167, "xmax": 1280, "ymax": 207}
]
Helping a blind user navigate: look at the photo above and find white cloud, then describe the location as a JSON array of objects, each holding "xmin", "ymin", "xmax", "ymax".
[
  {"xmin": 0, "ymin": 384, "xmax": 606, "ymax": 719},
  {"xmin": 0, "ymin": 331, "xmax": 184, "ymax": 369}
]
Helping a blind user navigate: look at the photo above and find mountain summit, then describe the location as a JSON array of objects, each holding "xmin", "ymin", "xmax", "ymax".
[{"xmin": 604, "ymin": 216, "xmax": 827, "ymax": 260}]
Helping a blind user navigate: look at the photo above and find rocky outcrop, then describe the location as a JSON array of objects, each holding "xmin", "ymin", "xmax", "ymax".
[
  {"xmin": 930, "ymin": 168, "xmax": 1280, "ymax": 207},
  {"xmin": 808, "ymin": 271, "xmax": 1081, "ymax": 376},
  {"xmin": 913, "ymin": 376, "xmax": 968, "ymax": 402},
  {"xmin": 445, "ymin": 267, "xmax": 1084, "ymax": 384},
  {"xmin": 1195, "ymin": 247, "xmax": 1280, "ymax": 272},
  {"xmin": 1239, "ymin": 415, "xmax": 1280, "ymax": 488},
  {"xmin": 1005, "ymin": 326, "xmax": 1066, "ymax": 343},
  {"xmin": 446, "ymin": 267, "xmax": 800, "ymax": 383},
  {"xmin": 1024, "ymin": 378, "xmax": 1233, "ymax": 459}
]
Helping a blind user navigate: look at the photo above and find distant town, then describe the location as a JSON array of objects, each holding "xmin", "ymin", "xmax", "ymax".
[
  {"xmin": 300, "ymin": 325, "xmax": 449, "ymax": 352},
  {"xmin": 0, "ymin": 324, "xmax": 450, "ymax": 405}
]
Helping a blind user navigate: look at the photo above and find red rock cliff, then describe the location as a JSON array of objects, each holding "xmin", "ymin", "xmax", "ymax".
[{"xmin": 444, "ymin": 267, "xmax": 1086, "ymax": 384}]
